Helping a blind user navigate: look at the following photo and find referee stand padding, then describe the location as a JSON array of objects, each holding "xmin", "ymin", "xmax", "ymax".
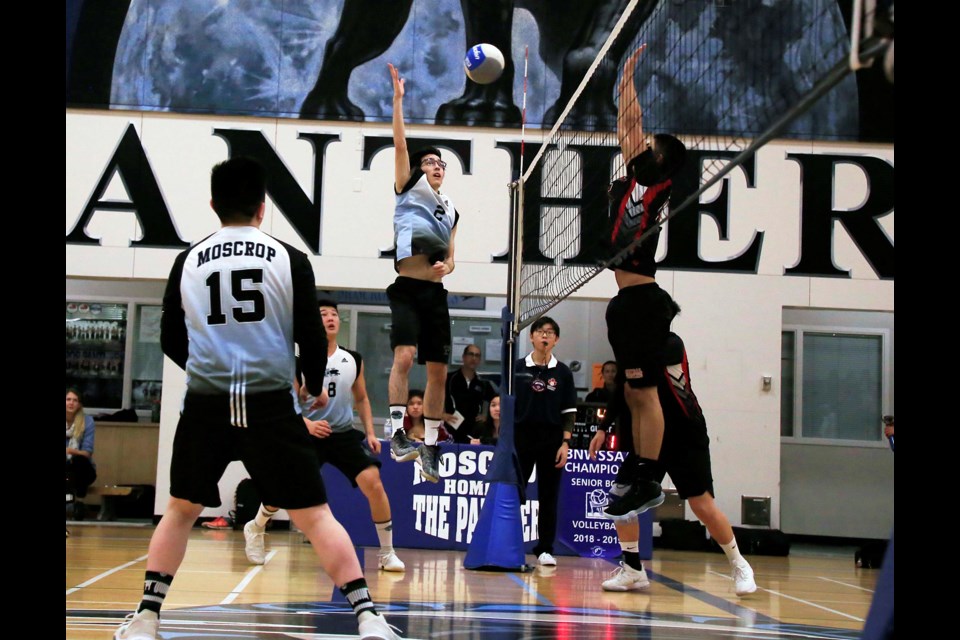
[{"xmin": 464, "ymin": 393, "xmax": 528, "ymax": 571}]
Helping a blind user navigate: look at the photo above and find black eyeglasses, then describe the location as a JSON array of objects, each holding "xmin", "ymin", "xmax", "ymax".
[
  {"xmin": 421, "ymin": 158, "xmax": 447, "ymax": 169},
  {"xmin": 534, "ymin": 329, "xmax": 557, "ymax": 337}
]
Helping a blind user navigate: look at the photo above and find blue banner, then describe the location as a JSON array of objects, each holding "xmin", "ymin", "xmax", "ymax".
[{"xmin": 322, "ymin": 440, "xmax": 651, "ymax": 558}]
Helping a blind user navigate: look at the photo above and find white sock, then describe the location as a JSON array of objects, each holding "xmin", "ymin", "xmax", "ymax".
[
  {"xmin": 375, "ymin": 520, "xmax": 394, "ymax": 554},
  {"xmin": 253, "ymin": 505, "xmax": 278, "ymax": 530},
  {"xmin": 620, "ymin": 540, "xmax": 639, "ymax": 554},
  {"xmin": 720, "ymin": 537, "xmax": 747, "ymax": 566},
  {"xmin": 424, "ymin": 418, "xmax": 442, "ymax": 446},
  {"xmin": 389, "ymin": 405, "xmax": 406, "ymax": 435}
]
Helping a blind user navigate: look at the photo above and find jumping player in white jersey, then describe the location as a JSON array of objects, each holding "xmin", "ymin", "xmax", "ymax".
[
  {"xmin": 114, "ymin": 157, "xmax": 398, "ymax": 640},
  {"xmin": 384, "ymin": 62, "xmax": 459, "ymax": 484},
  {"xmin": 242, "ymin": 299, "xmax": 405, "ymax": 572}
]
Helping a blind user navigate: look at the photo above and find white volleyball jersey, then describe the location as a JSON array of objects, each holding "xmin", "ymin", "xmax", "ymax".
[
  {"xmin": 301, "ymin": 346, "xmax": 362, "ymax": 433},
  {"xmin": 394, "ymin": 171, "xmax": 459, "ymax": 262},
  {"xmin": 161, "ymin": 225, "xmax": 327, "ymax": 402}
]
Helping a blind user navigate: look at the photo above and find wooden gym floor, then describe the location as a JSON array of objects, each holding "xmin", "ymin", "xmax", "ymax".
[{"xmin": 66, "ymin": 522, "xmax": 880, "ymax": 639}]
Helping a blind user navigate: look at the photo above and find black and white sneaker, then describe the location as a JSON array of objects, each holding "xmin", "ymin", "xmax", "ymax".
[
  {"xmin": 390, "ymin": 429, "xmax": 419, "ymax": 462},
  {"xmin": 418, "ymin": 444, "xmax": 441, "ymax": 483},
  {"xmin": 602, "ymin": 480, "xmax": 665, "ymax": 521}
]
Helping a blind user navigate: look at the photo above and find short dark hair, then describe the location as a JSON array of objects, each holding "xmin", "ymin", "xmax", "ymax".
[
  {"xmin": 316, "ymin": 298, "xmax": 338, "ymax": 310},
  {"xmin": 653, "ymin": 133, "xmax": 686, "ymax": 179},
  {"xmin": 531, "ymin": 315, "xmax": 559, "ymax": 337},
  {"xmin": 463, "ymin": 344, "xmax": 482, "ymax": 356},
  {"xmin": 407, "ymin": 389, "xmax": 425, "ymax": 402},
  {"xmin": 210, "ymin": 156, "xmax": 267, "ymax": 223},
  {"xmin": 601, "ymin": 360, "xmax": 617, "ymax": 371},
  {"xmin": 410, "ymin": 146, "xmax": 442, "ymax": 170}
]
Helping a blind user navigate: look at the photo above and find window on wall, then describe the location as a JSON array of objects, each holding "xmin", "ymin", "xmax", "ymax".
[
  {"xmin": 131, "ymin": 305, "xmax": 163, "ymax": 413},
  {"xmin": 66, "ymin": 302, "xmax": 127, "ymax": 409},
  {"xmin": 781, "ymin": 326, "xmax": 889, "ymax": 443},
  {"xmin": 66, "ymin": 300, "xmax": 165, "ymax": 417},
  {"xmin": 780, "ymin": 331, "xmax": 795, "ymax": 437}
]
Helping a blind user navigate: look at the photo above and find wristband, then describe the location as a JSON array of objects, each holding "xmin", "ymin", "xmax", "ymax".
[{"xmin": 563, "ymin": 438, "xmax": 573, "ymax": 446}]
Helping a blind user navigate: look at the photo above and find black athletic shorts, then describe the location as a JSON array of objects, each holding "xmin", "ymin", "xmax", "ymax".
[
  {"xmin": 314, "ymin": 429, "xmax": 382, "ymax": 487},
  {"xmin": 606, "ymin": 282, "xmax": 678, "ymax": 389},
  {"xmin": 170, "ymin": 390, "xmax": 327, "ymax": 509},
  {"xmin": 387, "ymin": 276, "xmax": 452, "ymax": 364},
  {"xmin": 613, "ymin": 417, "xmax": 714, "ymax": 500}
]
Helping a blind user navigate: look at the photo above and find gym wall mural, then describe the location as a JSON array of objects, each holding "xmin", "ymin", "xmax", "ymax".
[{"xmin": 66, "ymin": 0, "xmax": 893, "ymax": 142}]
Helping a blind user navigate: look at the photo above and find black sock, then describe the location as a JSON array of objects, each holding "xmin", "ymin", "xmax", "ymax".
[
  {"xmin": 137, "ymin": 571, "xmax": 174, "ymax": 615},
  {"xmin": 623, "ymin": 551, "xmax": 643, "ymax": 571},
  {"xmin": 633, "ymin": 457, "xmax": 660, "ymax": 483},
  {"xmin": 340, "ymin": 578, "xmax": 378, "ymax": 618}
]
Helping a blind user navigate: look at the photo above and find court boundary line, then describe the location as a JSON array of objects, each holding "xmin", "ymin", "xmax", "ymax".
[
  {"xmin": 221, "ymin": 549, "xmax": 279, "ymax": 604},
  {"xmin": 65, "ymin": 553, "xmax": 148, "ymax": 596}
]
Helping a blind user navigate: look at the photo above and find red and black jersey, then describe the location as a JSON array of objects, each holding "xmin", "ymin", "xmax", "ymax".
[{"xmin": 607, "ymin": 158, "xmax": 673, "ymax": 277}]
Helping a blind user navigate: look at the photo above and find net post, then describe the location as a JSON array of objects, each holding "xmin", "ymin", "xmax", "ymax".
[
  {"xmin": 506, "ymin": 173, "xmax": 524, "ymax": 396},
  {"xmin": 849, "ymin": 0, "xmax": 877, "ymax": 71}
]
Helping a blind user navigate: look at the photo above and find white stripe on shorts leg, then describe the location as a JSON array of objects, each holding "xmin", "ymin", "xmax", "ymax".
[{"xmin": 231, "ymin": 364, "xmax": 248, "ymax": 428}]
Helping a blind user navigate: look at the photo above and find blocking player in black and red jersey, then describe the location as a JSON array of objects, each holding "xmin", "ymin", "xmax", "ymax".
[
  {"xmin": 589, "ymin": 332, "xmax": 757, "ymax": 596},
  {"xmin": 601, "ymin": 44, "xmax": 688, "ymax": 521}
]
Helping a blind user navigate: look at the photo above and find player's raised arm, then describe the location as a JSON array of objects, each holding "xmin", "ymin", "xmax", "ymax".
[
  {"xmin": 390, "ymin": 63, "xmax": 412, "ymax": 193},
  {"xmin": 617, "ymin": 44, "xmax": 648, "ymax": 164}
]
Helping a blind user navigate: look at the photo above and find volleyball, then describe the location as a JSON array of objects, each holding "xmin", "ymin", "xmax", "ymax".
[{"xmin": 464, "ymin": 43, "xmax": 505, "ymax": 85}]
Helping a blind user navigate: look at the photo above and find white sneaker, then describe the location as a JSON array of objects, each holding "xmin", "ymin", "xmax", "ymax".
[
  {"xmin": 733, "ymin": 561, "xmax": 757, "ymax": 595},
  {"xmin": 378, "ymin": 550, "xmax": 405, "ymax": 572},
  {"xmin": 537, "ymin": 552, "xmax": 557, "ymax": 566},
  {"xmin": 358, "ymin": 611, "xmax": 402, "ymax": 639},
  {"xmin": 114, "ymin": 609, "xmax": 159, "ymax": 640},
  {"xmin": 243, "ymin": 520, "xmax": 266, "ymax": 565},
  {"xmin": 602, "ymin": 561, "xmax": 650, "ymax": 591}
]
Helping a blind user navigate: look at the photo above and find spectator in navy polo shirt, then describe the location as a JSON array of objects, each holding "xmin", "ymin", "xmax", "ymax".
[{"xmin": 513, "ymin": 316, "xmax": 578, "ymax": 568}]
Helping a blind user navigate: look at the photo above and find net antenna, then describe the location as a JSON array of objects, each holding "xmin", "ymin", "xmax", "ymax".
[
  {"xmin": 504, "ymin": 45, "xmax": 530, "ymax": 396},
  {"xmin": 507, "ymin": 0, "xmax": 894, "ymax": 337}
]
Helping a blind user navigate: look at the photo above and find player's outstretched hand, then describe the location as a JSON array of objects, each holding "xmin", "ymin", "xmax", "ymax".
[
  {"xmin": 619, "ymin": 44, "xmax": 646, "ymax": 108},
  {"xmin": 389, "ymin": 63, "xmax": 405, "ymax": 101},
  {"xmin": 588, "ymin": 430, "xmax": 607, "ymax": 460}
]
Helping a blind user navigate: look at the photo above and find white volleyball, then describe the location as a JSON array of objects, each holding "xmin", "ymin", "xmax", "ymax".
[{"xmin": 464, "ymin": 43, "xmax": 505, "ymax": 85}]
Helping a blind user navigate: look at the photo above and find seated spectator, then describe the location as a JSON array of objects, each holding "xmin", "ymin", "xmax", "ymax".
[
  {"xmin": 585, "ymin": 360, "xmax": 618, "ymax": 404},
  {"xmin": 470, "ymin": 395, "xmax": 502, "ymax": 446},
  {"xmin": 66, "ymin": 388, "xmax": 97, "ymax": 507},
  {"xmin": 442, "ymin": 345, "xmax": 499, "ymax": 443},
  {"xmin": 404, "ymin": 389, "xmax": 452, "ymax": 444}
]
